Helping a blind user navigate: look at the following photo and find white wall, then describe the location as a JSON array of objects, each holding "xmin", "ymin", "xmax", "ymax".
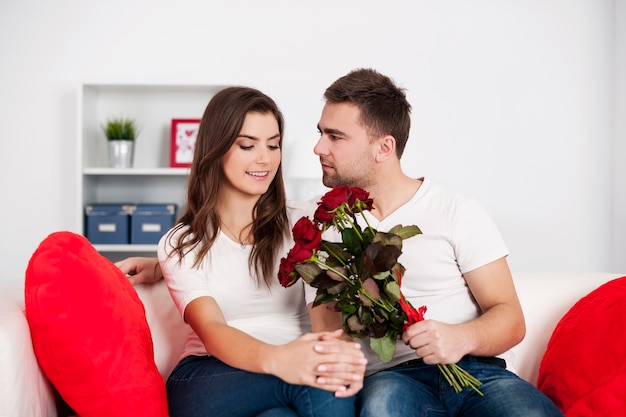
[
  {"xmin": 613, "ymin": 1, "xmax": 626, "ymax": 273},
  {"xmin": 0, "ymin": 0, "xmax": 623, "ymax": 285}
]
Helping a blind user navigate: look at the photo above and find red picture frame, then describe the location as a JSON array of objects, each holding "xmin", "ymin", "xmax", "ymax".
[{"xmin": 170, "ymin": 119, "xmax": 201, "ymax": 168}]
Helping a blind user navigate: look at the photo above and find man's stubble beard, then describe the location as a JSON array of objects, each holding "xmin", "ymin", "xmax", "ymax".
[
  {"xmin": 322, "ymin": 172, "xmax": 363, "ymax": 189},
  {"xmin": 321, "ymin": 156, "xmax": 374, "ymax": 189}
]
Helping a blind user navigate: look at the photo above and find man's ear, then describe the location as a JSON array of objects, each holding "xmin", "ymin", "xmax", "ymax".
[{"xmin": 375, "ymin": 135, "xmax": 396, "ymax": 162}]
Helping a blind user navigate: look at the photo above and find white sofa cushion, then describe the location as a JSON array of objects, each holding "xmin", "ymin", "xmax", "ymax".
[
  {"xmin": 134, "ymin": 280, "xmax": 189, "ymax": 379},
  {"xmin": 0, "ymin": 271, "xmax": 620, "ymax": 416}
]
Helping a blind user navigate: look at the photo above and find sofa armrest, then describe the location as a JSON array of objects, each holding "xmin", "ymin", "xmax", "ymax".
[
  {"xmin": 510, "ymin": 272, "xmax": 618, "ymax": 386},
  {"xmin": 0, "ymin": 283, "xmax": 58, "ymax": 417},
  {"xmin": 0, "ymin": 278, "xmax": 186, "ymax": 417}
]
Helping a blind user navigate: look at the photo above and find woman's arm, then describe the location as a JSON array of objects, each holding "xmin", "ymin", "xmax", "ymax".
[{"xmin": 185, "ymin": 296, "xmax": 366, "ymax": 396}]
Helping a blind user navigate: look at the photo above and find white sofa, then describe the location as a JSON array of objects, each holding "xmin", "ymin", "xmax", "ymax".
[{"xmin": 0, "ymin": 272, "xmax": 620, "ymax": 417}]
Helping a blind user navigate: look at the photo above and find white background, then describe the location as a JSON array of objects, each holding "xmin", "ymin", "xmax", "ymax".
[{"xmin": 0, "ymin": 0, "xmax": 624, "ymax": 285}]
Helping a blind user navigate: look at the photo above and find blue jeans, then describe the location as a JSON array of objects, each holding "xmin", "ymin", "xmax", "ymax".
[
  {"xmin": 166, "ymin": 355, "xmax": 355, "ymax": 417},
  {"xmin": 356, "ymin": 356, "xmax": 564, "ymax": 417}
]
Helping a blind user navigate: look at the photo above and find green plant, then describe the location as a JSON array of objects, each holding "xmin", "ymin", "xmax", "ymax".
[{"xmin": 102, "ymin": 117, "xmax": 139, "ymax": 141}]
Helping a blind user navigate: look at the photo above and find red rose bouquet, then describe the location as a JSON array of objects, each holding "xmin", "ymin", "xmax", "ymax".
[{"xmin": 279, "ymin": 185, "xmax": 483, "ymax": 395}]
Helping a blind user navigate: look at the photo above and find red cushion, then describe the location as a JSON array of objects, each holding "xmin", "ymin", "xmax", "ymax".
[
  {"xmin": 25, "ymin": 231, "xmax": 168, "ymax": 417},
  {"xmin": 537, "ymin": 276, "xmax": 626, "ymax": 416}
]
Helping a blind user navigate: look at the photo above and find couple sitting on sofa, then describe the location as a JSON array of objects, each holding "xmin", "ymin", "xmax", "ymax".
[
  {"xmin": 26, "ymin": 68, "xmax": 565, "ymax": 417},
  {"xmin": 115, "ymin": 68, "xmax": 561, "ymax": 417}
]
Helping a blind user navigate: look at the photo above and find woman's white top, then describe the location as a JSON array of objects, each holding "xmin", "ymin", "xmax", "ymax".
[{"xmin": 158, "ymin": 202, "xmax": 312, "ymax": 360}]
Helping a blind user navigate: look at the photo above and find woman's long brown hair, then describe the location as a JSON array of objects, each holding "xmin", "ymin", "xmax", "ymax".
[{"xmin": 165, "ymin": 86, "xmax": 289, "ymax": 288}]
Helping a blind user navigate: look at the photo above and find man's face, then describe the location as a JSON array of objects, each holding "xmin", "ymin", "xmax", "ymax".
[{"xmin": 314, "ymin": 102, "xmax": 377, "ymax": 189}]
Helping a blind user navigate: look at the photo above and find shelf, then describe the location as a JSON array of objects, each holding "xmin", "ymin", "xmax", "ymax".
[
  {"xmin": 80, "ymin": 84, "xmax": 220, "ymax": 169},
  {"xmin": 77, "ymin": 83, "xmax": 219, "ymax": 259},
  {"xmin": 83, "ymin": 167, "xmax": 190, "ymax": 176},
  {"xmin": 93, "ymin": 244, "xmax": 158, "ymax": 253}
]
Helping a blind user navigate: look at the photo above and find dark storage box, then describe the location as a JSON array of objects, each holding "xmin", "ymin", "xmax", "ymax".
[
  {"xmin": 130, "ymin": 204, "xmax": 176, "ymax": 244},
  {"xmin": 85, "ymin": 204, "xmax": 133, "ymax": 244}
]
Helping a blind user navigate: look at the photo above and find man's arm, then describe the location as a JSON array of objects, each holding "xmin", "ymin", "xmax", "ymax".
[
  {"xmin": 115, "ymin": 257, "xmax": 163, "ymax": 285},
  {"xmin": 402, "ymin": 257, "xmax": 525, "ymax": 364},
  {"xmin": 309, "ymin": 302, "xmax": 353, "ymax": 341}
]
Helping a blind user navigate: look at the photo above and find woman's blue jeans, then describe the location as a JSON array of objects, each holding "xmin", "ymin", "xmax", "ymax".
[
  {"xmin": 166, "ymin": 355, "xmax": 355, "ymax": 417},
  {"xmin": 356, "ymin": 355, "xmax": 564, "ymax": 417}
]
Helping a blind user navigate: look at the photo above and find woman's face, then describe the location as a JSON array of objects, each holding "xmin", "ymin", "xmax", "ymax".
[{"xmin": 221, "ymin": 111, "xmax": 281, "ymax": 198}]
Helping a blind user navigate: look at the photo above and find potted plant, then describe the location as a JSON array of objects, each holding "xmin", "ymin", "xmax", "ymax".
[{"xmin": 102, "ymin": 116, "xmax": 139, "ymax": 168}]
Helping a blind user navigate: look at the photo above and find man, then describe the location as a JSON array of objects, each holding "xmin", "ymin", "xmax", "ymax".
[
  {"xmin": 308, "ymin": 68, "xmax": 562, "ymax": 416},
  {"xmin": 118, "ymin": 68, "xmax": 563, "ymax": 416}
]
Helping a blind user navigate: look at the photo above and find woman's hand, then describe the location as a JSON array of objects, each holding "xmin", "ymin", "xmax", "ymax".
[
  {"xmin": 115, "ymin": 257, "xmax": 163, "ymax": 286},
  {"xmin": 266, "ymin": 329, "xmax": 367, "ymax": 397},
  {"xmin": 185, "ymin": 297, "xmax": 366, "ymax": 397}
]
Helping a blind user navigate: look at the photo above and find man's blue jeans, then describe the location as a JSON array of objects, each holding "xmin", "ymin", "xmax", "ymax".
[
  {"xmin": 166, "ymin": 355, "xmax": 355, "ymax": 417},
  {"xmin": 356, "ymin": 355, "xmax": 564, "ymax": 417}
]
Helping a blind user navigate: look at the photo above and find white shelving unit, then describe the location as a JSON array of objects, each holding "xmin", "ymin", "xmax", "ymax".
[{"xmin": 77, "ymin": 83, "xmax": 225, "ymax": 259}]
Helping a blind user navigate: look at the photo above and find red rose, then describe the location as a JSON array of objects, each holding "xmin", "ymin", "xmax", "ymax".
[
  {"xmin": 278, "ymin": 222, "xmax": 319, "ymax": 288},
  {"xmin": 314, "ymin": 186, "xmax": 352, "ymax": 224},
  {"xmin": 292, "ymin": 217, "xmax": 321, "ymax": 250},
  {"xmin": 320, "ymin": 186, "xmax": 351, "ymax": 210},
  {"xmin": 278, "ymin": 257, "xmax": 297, "ymax": 287},
  {"xmin": 278, "ymin": 241, "xmax": 315, "ymax": 287},
  {"xmin": 286, "ymin": 241, "xmax": 314, "ymax": 264},
  {"xmin": 313, "ymin": 205, "xmax": 335, "ymax": 224},
  {"xmin": 349, "ymin": 187, "xmax": 373, "ymax": 211}
]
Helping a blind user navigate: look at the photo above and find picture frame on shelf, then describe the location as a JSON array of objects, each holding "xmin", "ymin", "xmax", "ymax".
[{"xmin": 170, "ymin": 119, "xmax": 201, "ymax": 168}]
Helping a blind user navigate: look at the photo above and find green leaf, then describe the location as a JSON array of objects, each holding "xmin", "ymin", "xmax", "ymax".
[
  {"xmin": 321, "ymin": 241, "xmax": 351, "ymax": 263},
  {"xmin": 346, "ymin": 314, "xmax": 366, "ymax": 332},
  {"xmin": 313, "ymin": 291, "xmax": 337, "ymax": 307},
  {"xmin": 310, "ymin": 272, "xmax": 345, "ymax": 290},
  {"xmin": 362, "ymin": 227, "xmax": 376, "ymax": 245},
  {"xmin": 358, "ymin": 305, "xmax": 374, "ymax": 325},
  {"xmin": 324, "ymin": 255, "xmax": 345, "ymax": 268},
  {"xmin": 337, "ymin": 300, "xmax": 357, "ymax": 314},
  {"xmin": 369, "ymin": 322, "xmax": 388, "ymax": 338},
  {"xmin": 365, "ymin": 243, "xmax": 402, "ymax": 272},
  {"xmin": 384, "ymin": 280, "xmax": 401, "ymax": 303},
  {"xmin": 374, "ymin": 307, "xmax": 390, "ymax": 321},
  {"xmin": 101, "ymin": 116, "xmax": 139, "ymax": 140},
  {"xmin": 390, "ymin": 263, "xmax": 406, "ymax": 282},
  {"xmin": 370, "ymin": 335, "xmax": 397, "ymax": 363},
  {"xmin": 293, "ymin": 263, "xmax": 323, "ymax": 285},
  {"xmin": 388, "ymin": 224, "xmax": 422, "ymax": 240},
  {"xmin": 372, "ymin": 270, "xmax": 390, "ymax": 280},
  {"xmin": 371, "ymin": 231, "xmax": 403, "ymax": 249},
  {"xmin": 326, "ymin": 281, "xmax": 348, "ymax": 295},
  {"xmin": 362, "ymin": 277, "xmax": 381, "ymax": 301},
  {"xmin": 342, "ymin": 228, "xmax": 362, "ymax": 253},
  {"xmin": 388, "ymin": 309, "xmax": 406, "ymax": 326}
]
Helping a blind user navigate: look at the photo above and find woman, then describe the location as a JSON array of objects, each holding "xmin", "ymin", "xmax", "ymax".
[{"xmin": 153, "ymin": 86, "xmax": 365, "ymax": 417}]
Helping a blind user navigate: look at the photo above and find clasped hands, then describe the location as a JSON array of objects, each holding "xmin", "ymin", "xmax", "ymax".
[{"xmin": 272, "ymin": 329, "xmax": 367, "ymax": 398}]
